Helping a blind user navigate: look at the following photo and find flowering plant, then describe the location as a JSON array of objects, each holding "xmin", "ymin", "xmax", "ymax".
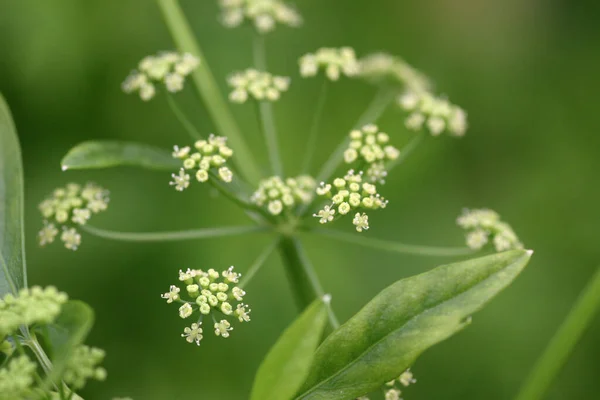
[{"xmin": 2, "ymin": 1, "xmax": 597, "ymax": 400}]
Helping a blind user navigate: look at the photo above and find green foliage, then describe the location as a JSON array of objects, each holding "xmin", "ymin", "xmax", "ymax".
[
  {"xmin": 250, "ymin": 298, "xmax": 328, "ymax": 400},
  {"xmin": 296, "ymin": 250, "xmax": 532, "ymax": 400},
  {"xmin": 44, "ymin": 300, "xmax": 95, "ymax": 388},
  {"xmin": 0, "ymin": 93, "xmax": 26, "ymax": 296},
  {"xmin": 61, "ymin": 140, "xmax": 179, "ymax": 171}
]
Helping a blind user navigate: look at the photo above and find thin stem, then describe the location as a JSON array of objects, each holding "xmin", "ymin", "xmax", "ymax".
[
  {"xmin": 156, "ymin": 0, "xmax": 261, "ymax": 184},
  {"xmin": 301, "ymin": 79, "xmax": 329, "ymax": 174},
  {"xmin": 308, "ymin": 228, "xmax": 476, "ymax": 257},
  {"xmin": 82, "ymin": 224, "xmax": 268, "ymax": 242},
  {"xmin": 515, "ymin": 266, "xmax": 600, "ymax": 400},
  {"xmin": 253, "ymin": 35, "xmax": 283, "ymax": 176},
  {"xmin": 238, "ymin": 239, "xmax": 280, "ymax": 289},
  {"xmin": 386, "ymin": 131, "xmax": 426, "ymax": 172},
  {"xmin": 166, "ymin": 94, "xmax": 203, "ymax": 140}
]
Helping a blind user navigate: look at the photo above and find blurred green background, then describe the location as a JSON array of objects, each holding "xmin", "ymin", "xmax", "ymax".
[{"xmin": 1, "ymin": 0, "xmax": 599, "ymax": 399}]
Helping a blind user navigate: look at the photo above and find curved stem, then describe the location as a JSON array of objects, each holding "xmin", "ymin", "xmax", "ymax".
[
  {"xmin": 166, "ymin": 94, "xmax": 203, "ymax": 140},
  {"xmin": 82, "ymin": 224, "xmax": 268, "ymax": 242},
  {"xmin": 515, "ymin": 266, "xmax": 600, "ymax": 400},
  {"xmin": 253, "ymin": 35, "xmax": 283, "ymax": 176},
  {"xmin": 156, "ymin": 0, "xmax": 261, "ymax": 184},
  {"xmin": 301, "ymin": 80, "xmax": 329, "ymax": 174},
  {"xmin": 238, "ymin": 239, "xmax": 280, "ymax": 289},
  {"xmin": 308, "ymin": 228, "xmax": 476, "ymax": 257}
]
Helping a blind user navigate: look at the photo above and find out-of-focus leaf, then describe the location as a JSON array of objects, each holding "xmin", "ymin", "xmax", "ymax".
[
  {"xmin": 60, "ymin": 140, "xmax": 179, "ymax": 171},
  {"xmin": 251, "ymin": 298, "xmax": 328, "ymax": 400},
  {"xmin": 296, "ymin": 250, "xmax": 532, "ymax": 400},
  {"xmin": 0, "ymin": 93, "xmax": 26, "ymax": 296}
]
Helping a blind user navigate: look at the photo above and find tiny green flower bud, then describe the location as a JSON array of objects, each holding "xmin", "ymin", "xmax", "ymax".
[
  {"xmin": 183, "ymin": 158, "xmax": 196, "ymax": 169},
  {"xmin": 179, "ymin": 303, "xmax": 193, "ymax": 319},
  {"xmin": 221, "ymin": 302, "xmax": 233, "ymax": 315},
  {"xmin": 216, "ymin": 292, "xmax": 228, "ymax": 302}
]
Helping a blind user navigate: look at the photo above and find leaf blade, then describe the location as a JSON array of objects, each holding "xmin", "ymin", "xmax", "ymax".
[
  {"xmin": 297, "ymin": 250, "xmax": 532, "ymax": 400},
  {"xmin": 61, "ymin": 140, "xmax": 180, "ymax": 171},
  {"xmin": 0, "ymin": 93, "xmax": 26, "ymax": 296},
  {"xmin": 251, "ymin": 298, "xmax": 328, "ymax": 400}
]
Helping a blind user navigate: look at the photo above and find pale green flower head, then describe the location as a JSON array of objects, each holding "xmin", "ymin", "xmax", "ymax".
[
  {"xmin": 38, "ymin": 182, "xmax": 109, "ymax": 251},
  {"xmin": 358, "ymin": 52, "xmax": 432, "ymax": 94},
  {"xmin": 62, "ymin": 345, "xmax": 107, "ymax": 390},
  {"xmin": 170, "ymin": 134, "xmax": 235, "ymax": 191},
  {"xmin": 251, "ymin": 175, "xmax": 316, "ymax": 216},
  {"xmin": 344, "ymin": 124, "xmax": 400, "ymax": 183},
  {"xmin": 299, "ymin": 47, "xmax": 360, "ymax": 81},
  {"xmin": 228, "ymin": 68, "xmax": 291, "ymax": 103},
  {"xmin": 314, "ymin": 170, "xmax": 388, "ymax": 232},
  {"xmin": 161, "ymin": 266, "xmax": 250, "ymax": 345},
  {"xmin": 457, "ymin": 208, "xmax": 524, "ymax": 252},
  {"xmin": 219, "ymin": 0, "xmax": 302, "ymax": 34},
  {"xmin": 122, "ymin": 51, "xmax": 200, "ymax": 101},
  {"xmin": 398, "ymin": 91, "xmax": 467, "ymax": 137},
  {"xmin": 0, "ymin": 355, "xmax": 37, "ymax": 399}
]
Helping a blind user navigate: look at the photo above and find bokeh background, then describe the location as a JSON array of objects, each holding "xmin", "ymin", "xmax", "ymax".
[{"xmin": 1, "ymin": 0, "xmax": 599, "ymax": 399}]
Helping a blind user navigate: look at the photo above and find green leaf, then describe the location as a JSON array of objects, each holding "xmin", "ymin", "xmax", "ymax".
[
  {"xmin": 0, "ymin": 93, "xmax": 26, "ymax": 296},
  {"xmin": 44, "ymin": 300, "xmax": 95, "ymax": 386},
  {"xmin": 296, "ymin": 250, "xmax": 533, "ymax": 400},
  {"xmin": 251, "ymin": 298, "xmax": 329, "ymax": 400},
  {"xmin": 61, "ymin": 140, "xmax": 180, "ymax": 171}
]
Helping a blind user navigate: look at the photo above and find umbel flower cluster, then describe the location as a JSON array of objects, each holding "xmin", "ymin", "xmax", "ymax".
[
  {"xmin": 299, "ymin": 47, "xmax": 360, "ymax": 81},
  {"xmin": 219, "ymin": 0, "xmax": 302, "ymax": 33},
  {"xmin": 0, "ymin": 287, "xmax": 106, "ymax": 397},
  {"xmin": 170, "ymin": 135, "xmax": 235, "ymax": 191},
  {"xmin": 122, "ymin": 51, "xmax": 200, "ymax": 101},
  {"xmin": 457, "ymin": 208, "xmax": 524, "ymax": 252},
  {"xmin": 228, "ymin": 68, "xmax": 291, "ymax": 103},
  {"xmin": 38, "ymin": 183, "xmax": 109, "ymax": 251},
  {"xmin": 398, "ymin": 91, "xmax": 467, "ymax": 137},
  {"xmin": 343, "ymin": 124, "xmax": 400, "ymax": 183},
  {"xmin": 358, "ymin": 52, "xmax": 432, "ymax": 94},
  {"xmin": 251, "ymin": 175, "xmax": 316, "ymax": 215},
  {"xmin": 314, "ymin": 170, "xmax": 388, "ymax": 232},
  {"xmin": 161, "ymin": 266, "xmax": 251, "ymax": 345}
]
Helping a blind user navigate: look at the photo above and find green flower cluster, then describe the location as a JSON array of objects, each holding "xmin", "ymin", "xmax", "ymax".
[
  {"xmin": 314, "ymin": 170, "xmax": 388, "ymax": 232},
  {"xmin": 343, "ymin": 124, "xmax": 400, "ymax": 183},
  {"xmin": 0, "ymin": 286, "xmax": 68, "ymax": 337},
  {"xmin": 63, "ymin": 345, "xmax": 107, "ymax": 390},
  {"xmin": 398, "ymin": 91, "xmax": 467, "ymax": 137},
  {"xmin": 122, "ymin": 51, "xmax": 200, "ymax": 101},
  {"xmin": 299, "ymin": 47, "xmax": 360, "ymax": 81},
  {"xmin": 161, "ymin": 266, "xmax": 251, "ymax": 345},
  {"xmin": 358, "ymin": 52, "xmax": 432, "ymax": 94},
  {"xmin": 457, "ymin": 208, "xmax": 524, "ymax": 252},
  {"xmin": 38, "ymin": 183, "xmax": 109, "ymax": 251},
  {"xmin": 219, "ymin": 0, "xmax": 302, "ymax": 34},
  {"xmin": 170, "ymin": 135, "xmax": 234, "ymax": 191},
  {"xmin": 228, "ymin": 69, "xmax": 291, "ymax": 103},
  {"xmin": 251, "ymin": 175, "xmax": 316, "ymax": 216},
  {"xmin": 0, "ymin": 355, "xmax": 37, "ymax": 400}
]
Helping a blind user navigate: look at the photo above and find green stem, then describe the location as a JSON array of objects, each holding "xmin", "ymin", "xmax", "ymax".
[
  {"xmin": 166, "ymin": 94, "xmax": 203, "ymax": 140},
  {"xmin": 308, "ymin": 228, "xmax": 476, "ymax": 257},
  {"xmin": 386, "ymin": 130, "xmax": 426, "ymax": 172},
  {"xmin": 278, "ymin": 236, "xmax": 340, "ymax": 329},
  {"xmin": 301, "ymin": 79, "xmax": 329, "ymax": 174},
  {"xmin": 253, "ymin": 35, "xmax": 283, "ymax": 176},
  {"xmin": 515, "ymin": 266, "xmax": 600, "ymax": 400},
  {"xmin": 156, "ymin": 0, "xmax": 261, "ymax": 184},
  {"xmin": 238, "ymin": 239, "xmax": 280, "ymax": 289},
  {"xmin": 82, "ymin": 224, "xmax": 268, "ymax": 242}
]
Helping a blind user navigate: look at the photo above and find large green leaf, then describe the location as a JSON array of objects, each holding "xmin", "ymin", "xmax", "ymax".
[
  {"xmin": 61, "ymin": 140, "xmax": 180, "ymax": 171},
  {"xmin": 44, "ymin": 300, "xmax": 95, "ymax": 386},
  {"xmin": 296, "ymin": 250, "xmax": 532, "ymax": 400},
  {"xmin": 0, "ymin": 93, "xmax": 26, "ymax": 296},
  {"xmin": 250, "ymin": 298, "xmax": 329, "ymax": 400}
]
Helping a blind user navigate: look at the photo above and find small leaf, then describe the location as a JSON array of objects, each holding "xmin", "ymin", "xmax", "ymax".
[
  {"xmin": 44, "ymin": 300, "xmax": 95, "ymax": 386},
  {"xmin": 0, "ymin": 93, "xmax": 26, "ymax": 296},
  {"xmin": 296, "ymin": 250, "xmax": 533, "ymax": 400},
  {"xmin": 61, "ymin": 140, "xmax": 180, "ymax": 171},
  {"xmin": 250, "ymin": 297, "xmax": 329, "ymax": 400}
]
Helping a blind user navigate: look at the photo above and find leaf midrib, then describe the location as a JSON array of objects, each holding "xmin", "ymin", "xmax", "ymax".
[{"xmin": 296, "ymin": 253, "xmax": 525, "ymax": 399}]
